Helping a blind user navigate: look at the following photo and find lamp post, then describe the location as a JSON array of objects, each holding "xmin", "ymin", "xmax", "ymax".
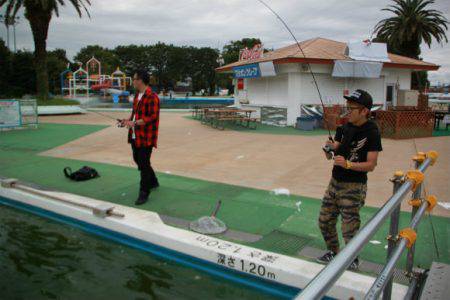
[
  {"xmin": 12, "ymin": 16, "xmax": 19, "ymax": 52},
  {"xmin": 0, "ymin": 14, "xmax": 9, "ymax": 49},
  {"xmin": 0, "ymin": 15, "xmax": 20, "ymax": 52}
]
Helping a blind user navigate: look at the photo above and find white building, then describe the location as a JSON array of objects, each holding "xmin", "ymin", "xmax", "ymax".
[{"xmin": 216, "ymin": 38, "xmax": 439, "ymax": 126}]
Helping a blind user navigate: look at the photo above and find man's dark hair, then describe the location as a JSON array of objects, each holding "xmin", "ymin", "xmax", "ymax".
[{"xmin": 134, "ymin": 70, "xmax": 150, "ymax": 85}]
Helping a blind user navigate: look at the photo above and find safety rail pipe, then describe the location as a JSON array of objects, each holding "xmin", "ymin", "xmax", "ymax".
[
  {"xmin": 296, "ymin": 153, "xmax": 436, "ymax": 300},
  {"xmin": 382, "ymin": 171, "xmax": 404, "ymax": 300},
  {"xmin": 364, "ymin": 199, "xmax": 430, "ymax": 299},
  {"xmin": 1, "ymin": 179, "xmax": 125, "ymax": 218}
]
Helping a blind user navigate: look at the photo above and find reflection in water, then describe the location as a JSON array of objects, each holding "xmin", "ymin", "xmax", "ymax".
[
  {"xmin": 0, "ymin": 204, "xmax": 276, "ymax": 300},
  {"xmin": 126, "ymin": 264, "xmax": 172, "ymax": 298}
]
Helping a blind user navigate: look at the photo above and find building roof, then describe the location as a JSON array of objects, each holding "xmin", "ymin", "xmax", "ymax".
[{"xmin": 216, "ymin": 37, "xmax": 439, "ymax": 72}]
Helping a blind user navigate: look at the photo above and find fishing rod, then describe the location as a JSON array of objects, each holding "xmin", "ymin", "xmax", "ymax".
[
  {"xmin": 88, "ymin": 109, "xmax": 126, "ymax": 127},
  {"xmin": 256, "ymin": 0, "xmax": 334, "ymax": 145}
]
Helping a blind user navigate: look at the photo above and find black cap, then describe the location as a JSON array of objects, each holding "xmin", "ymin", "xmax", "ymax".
[{"xmin": 344, "ymin": 89, "xmax": 373, "ymax": 109}]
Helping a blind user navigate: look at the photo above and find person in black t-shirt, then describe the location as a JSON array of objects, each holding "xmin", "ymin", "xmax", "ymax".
[{"xmin": 316, "ymin": 89, "xmax": 382, "ymax": 270}]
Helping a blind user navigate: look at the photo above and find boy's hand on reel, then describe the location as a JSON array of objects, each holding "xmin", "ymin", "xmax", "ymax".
[
  {"xmin": 323, "ymin": 139, "xmax": 334, "ymax": 160},
  {"xmin": 117, "ymin": 119, "xmax": 125, "ymax": 128},
  {"xmin": 325, "ymin": 140, "xmax": 335, "ymax": 149}
]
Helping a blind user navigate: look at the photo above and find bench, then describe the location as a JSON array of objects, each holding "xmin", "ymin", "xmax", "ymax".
[
  {"xmin": 201, "ymin": 109, "xmax": 216, "ymax": 125},
  {"xmin": 240, "ymin": 117, "xmax": 260, "ymax": 129},
  {"xmin": 214, "ymin": 116, "xmax": 245, "ymax": 130}
]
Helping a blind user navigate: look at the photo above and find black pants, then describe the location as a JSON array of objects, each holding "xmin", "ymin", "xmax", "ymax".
[{"xmin": 131, "ymin": 142, "xmax": 159, "ymax": 194}]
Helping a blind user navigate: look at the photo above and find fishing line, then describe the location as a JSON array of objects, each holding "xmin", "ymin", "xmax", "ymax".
[
  {"xmin": 412, "ymin": 138, "xmax": 440, "ymax": 258},
  {"xmin": 88, "ymin": 110, "xmax": 124, "ymax": 125},
  {"xmin": 256, "ymin": 0, "xmax": 333, "ymax": 141},
  {"xmin": 257, "ymin": 0, "xmax": 441, "ymax": 257}
]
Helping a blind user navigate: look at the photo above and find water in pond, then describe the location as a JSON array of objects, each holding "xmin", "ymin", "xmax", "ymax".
[
  {"xmin": 80, "ymin": 96, "xmax": 232, "ymax": 109},
  {"xmin": 0, "ymin": 204, "xmax": 276, "ymax": 300}
]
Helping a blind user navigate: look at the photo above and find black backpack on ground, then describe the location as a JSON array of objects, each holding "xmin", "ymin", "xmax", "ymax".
[{"xmin": 64, "ymin": 166, "xmax": 100, "ymax": 182}]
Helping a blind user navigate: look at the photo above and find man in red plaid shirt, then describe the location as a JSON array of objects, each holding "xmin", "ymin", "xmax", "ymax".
[{"xmin": 119, "ymin": 70, "xmax": 160, "ymax": 205}]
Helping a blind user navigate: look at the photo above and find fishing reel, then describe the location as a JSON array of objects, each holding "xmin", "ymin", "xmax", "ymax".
[
  {"xmin": 116, "ymin": 119, "xmax": 125, "ymax": 128},
  {"xmin": 323, "ymin": 144, "xmax": 334, "ymax": 154},
  {"xmin": 323, "ymin": 138, "xmax": 335, "ymax": 160}
]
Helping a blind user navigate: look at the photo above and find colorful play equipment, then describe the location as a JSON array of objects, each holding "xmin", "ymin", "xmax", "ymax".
[
  {"xmin": 86, "ymin": 56, "xmax": 101, "ymax": 81},
  {"xmin": 111, "ymin": 67, "xmax": 128, "ymax": 90},
  {"xmin": 59, "ymin": 66, "xmax": 73, "ymax": 96},
  {"xmin": 72, "ymin": 66, "xmax": 89, "ymax": 98},
  {"xmin": 60, "ymin": 57, "xmax": 131, "ymax": 100}
]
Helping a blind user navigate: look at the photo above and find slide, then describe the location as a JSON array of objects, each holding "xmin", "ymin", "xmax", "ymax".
[
  {"xmin": 91, "ymin": 81, "xmax": 112, "ymax": 91},
  {"xmin": 107, "ymin": 88, "xmax": 130, "ymax": 104},
  {"xmin": 106, "ymin": 88, "xmax": 129, "ymax": 96}
]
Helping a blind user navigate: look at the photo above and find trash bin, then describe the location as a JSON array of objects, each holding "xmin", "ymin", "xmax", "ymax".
[
  {"xmin": 311, "ymin": 115, "xmax": 323, "ymax": 129},
  {"xmin": 296, "ymin": 116, "xmax": 315, "ymax": 131}
]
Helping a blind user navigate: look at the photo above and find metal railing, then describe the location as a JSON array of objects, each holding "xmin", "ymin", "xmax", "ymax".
[
  {"xmin": 19, "ymin": 99, "xmax": 39, "ymax": 128},
  {"xmin": 296, "ymin": 151, "xmax": 439, "ymax": 300}
]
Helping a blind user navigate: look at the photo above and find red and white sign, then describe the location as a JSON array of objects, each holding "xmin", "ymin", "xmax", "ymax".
[
  {"xmin": 239, "ymin": 44, "xmax": 263, "ymax": 61},
  {"xmin": 237, "ymin": 78, "xmax": 244, "ymax": 90}
]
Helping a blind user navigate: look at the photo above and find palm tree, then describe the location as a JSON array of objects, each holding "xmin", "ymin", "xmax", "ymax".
[
  {"xmin": 0, "ymin": 0, "xmax": 91, "ymax": 100},
  {"xmin": 374, "ymin": 0, "xmax": 448, "ymax": 59}
]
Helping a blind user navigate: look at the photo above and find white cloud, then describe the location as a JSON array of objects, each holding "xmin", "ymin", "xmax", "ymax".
[{"xmin": 2, "ymin": 0, "xmax": 449, "ymax": 84}]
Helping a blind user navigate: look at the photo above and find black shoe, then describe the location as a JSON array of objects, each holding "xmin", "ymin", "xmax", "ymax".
[
  {"xmin": 135, "ymin": 191, "xmax": 149, "ymax": 205},
  {"xmin": 316, "ymin": 251, "xmax": 336, "ymax": 264},
  {"xmin": 348, "ymin": 258, "xmax": 360, "ymax": 271}
]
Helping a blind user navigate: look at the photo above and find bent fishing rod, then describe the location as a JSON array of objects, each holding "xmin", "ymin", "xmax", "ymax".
[{"xmin": 256, "ymin": 0, "xmax": 334, "ymax": 144}]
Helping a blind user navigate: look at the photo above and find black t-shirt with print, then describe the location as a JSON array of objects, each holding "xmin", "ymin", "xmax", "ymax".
[{"xmin": 332, "ymin": 120, "xmax": 383, "ymax": 183}]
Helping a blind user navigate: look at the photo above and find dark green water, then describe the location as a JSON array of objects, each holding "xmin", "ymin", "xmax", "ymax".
[{"xmin": 0, "ymin": 204, "xmax": 276, "ymax": 300}]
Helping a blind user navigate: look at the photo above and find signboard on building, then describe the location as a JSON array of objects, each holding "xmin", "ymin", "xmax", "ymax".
[
  {"xmin": 239, "ymin": 44, "xmax": 264, "ymax": 61},
  {"xmin": 259, "ymin": 61, "xmax": 276, "ymax": 77},
  {"xmin": 0, "ymin": 100, "xmax": 21, "ymax": 128},
  {"xmin": 233, "ymin": 63, "xmax": 261, "ymax": 78}
]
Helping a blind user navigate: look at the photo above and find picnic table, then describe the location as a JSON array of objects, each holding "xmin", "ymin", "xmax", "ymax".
[
  {"xmin": 191, "ymin": 105, "xmax": 224, "ymax": 119},
  {"xmin": 200, "ymin": 108, "xmax": 258, "ymax": 130}
]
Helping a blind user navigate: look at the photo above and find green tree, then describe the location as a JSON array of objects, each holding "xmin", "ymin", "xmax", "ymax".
[
  {"xmin": 189, "ymin": 47, "xmax": 219, "ymax": 95},
  {"xmin": 115, "ymin": 45, "xmax": 152, "ymax": 75},
  {"xmin": 8, "ymin": 50, "xmax": 36, "ymax": 96},
  {"xmin": 167, "ymin": 45, "xmax": 191, "ymax": 85},
  {"xmin": 74, "ymin": 45, "xmax": 120, "ymax": 74},
  {"xmin": 373, "ymin": 0, "xmax": 448, "ymax": 89},
  {"xmin": 147, "ymin": 42, "xmax": 173, "ymax": 91},
  {"xmin": 47, "ymin": 49, "xmax": 70, "ymax": 95},
  {"xmin": 0, "ymin": 39, "xmax": 11, "ymax": 97},
  {"xmin": 0, "ymin": 0, "xmax": 91, "ymax": 100},
  {"xmin": 222, "ymin": 38, "xmax": 263, "ymax": 65},
  {"xmin": 0, "ymin": 39, "xmax": 68, "ymax": 97},
  {"xmin": 76, "ymin": 42, "xmax": 222, "ymax": 94}
]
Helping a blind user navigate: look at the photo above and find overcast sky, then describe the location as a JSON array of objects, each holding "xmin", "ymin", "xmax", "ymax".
[{"xmin": 1, "ymin": 0, "xmax": 449, "ymax": 84}]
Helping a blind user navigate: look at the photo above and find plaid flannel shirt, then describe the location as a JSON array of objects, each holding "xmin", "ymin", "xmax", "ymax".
[{"xmin": 128, "ymin": 87, "xmax": 160, "ymax": 148}]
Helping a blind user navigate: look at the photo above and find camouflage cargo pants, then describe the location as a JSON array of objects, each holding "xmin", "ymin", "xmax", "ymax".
[{"xmin": 318, "ymin": 178, "xmax": 367, "ymax": 253}]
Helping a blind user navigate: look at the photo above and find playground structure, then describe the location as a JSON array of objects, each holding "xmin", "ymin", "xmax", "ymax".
[{"xmin": 60, "ymin": 57, "xmax": 131, "ymax": 102}]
